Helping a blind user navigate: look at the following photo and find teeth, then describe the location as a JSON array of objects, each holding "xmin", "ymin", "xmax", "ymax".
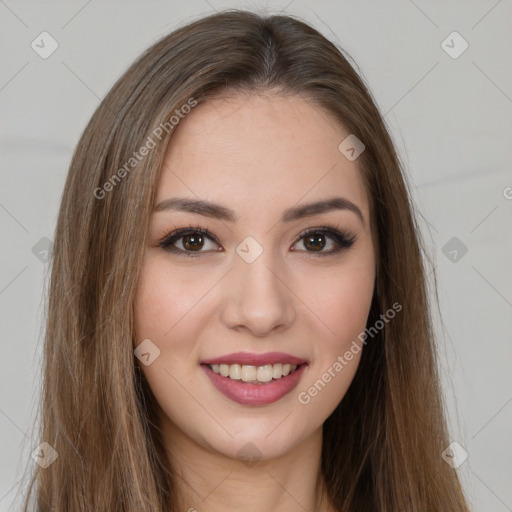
[
  {"xmin": 257, "ymin": 364, "xmax": 273, "ymax": 382},
  {"xmin": 272, "ymin": 363, "xmax": 283, "ymax": 379},
  {"xmin": 209, "ymin": 363, "xmax": 298, "ymax": 382},
  {"xmin": 229, "ymin": 364, "xmax": 241, "ymax": 380},
  {"xmin": 241, "ymin": 365, "xmax": 257, "ymax": 382}
]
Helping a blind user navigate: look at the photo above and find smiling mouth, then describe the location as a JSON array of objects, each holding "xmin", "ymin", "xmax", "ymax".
[{"xmin": 205, "ymin": 363, "xmax": 304, "ymax": 384}]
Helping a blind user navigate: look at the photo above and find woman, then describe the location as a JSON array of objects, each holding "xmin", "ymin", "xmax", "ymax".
[{"xmin": 22, "ymin": 9, "xmax": 471, "ymax": 512}]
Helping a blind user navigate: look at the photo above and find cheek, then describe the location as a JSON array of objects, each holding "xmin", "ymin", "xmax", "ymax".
[
  {"xmin": 293, "ymin": 252, "xmax": 375, "ymax": 409},
  {"xmin": 326, "ymin": 275, "xmax": 374, "ymax": 347},
  {"xmin": 133, "ymin": 254, "xmax": 227, "ymax": 411},
  {"xmin": 133, "ymin": 256, "xmax": 212, "ymax": 344},
  {"xmin": 132, "ymin": 258, "xmax": 210, "ymax": 421},
  {"xmin": 302, "ymin": 253, "xmax": 375, "ymax": 347}
]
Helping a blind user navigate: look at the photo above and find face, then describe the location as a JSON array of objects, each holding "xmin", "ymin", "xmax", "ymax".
[{"xmin": 133, "ymin": 92, "xmax": 376, "ymax": 462}]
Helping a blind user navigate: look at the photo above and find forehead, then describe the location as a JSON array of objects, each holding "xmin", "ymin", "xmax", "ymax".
[{"xmin": 156, "ymin": 93, "xmax": 369, "ymax": 224}]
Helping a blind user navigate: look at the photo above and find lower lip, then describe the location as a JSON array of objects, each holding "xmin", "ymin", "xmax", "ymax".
[{"xmin": 201, "ymin": 364, "xmax": 308, "ymax": 406}]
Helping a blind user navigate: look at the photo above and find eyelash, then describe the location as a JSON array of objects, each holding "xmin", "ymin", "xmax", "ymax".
[{"xmin": 158, "ymin": 224, "xmax": 356, "ymax": 258}]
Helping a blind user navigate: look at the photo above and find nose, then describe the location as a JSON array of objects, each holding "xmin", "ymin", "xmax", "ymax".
[{"xmin": 219, "ymin": 250, "xmax": 297, "ymax": 337}]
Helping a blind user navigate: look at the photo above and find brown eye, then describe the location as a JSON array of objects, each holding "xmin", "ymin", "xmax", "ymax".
[
  {"xmin": 182, "ymin": 233, "xmax": 204, "ymax": 251},
  {"xmin": 293, "ymin": 227, "xmax": 356, "ymax": 256},
  {"xmin": 303, "ymin": 233, "xmax": 327, "ymax": 252},
  {"xmin": 160, "ymin": 226, "xmax": 356, "ymax": 258},
  {"xmin": 160, "ymin": 228, "xmax": 220, "ymax": 256}
]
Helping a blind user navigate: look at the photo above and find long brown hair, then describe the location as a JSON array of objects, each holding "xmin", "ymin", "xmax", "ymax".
[{"xmin": 20, "ymin": 9, "xmax": 471, "ymax": 511}]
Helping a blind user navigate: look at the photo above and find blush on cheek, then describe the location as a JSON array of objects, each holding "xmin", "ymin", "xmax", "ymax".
[
  {"xmin": 134, "ymin": 262, "xmax": 208, "ymax": 342},
  {"xmin": 311, "ymin": 283, "xmax": 373, "ymax": 340}
]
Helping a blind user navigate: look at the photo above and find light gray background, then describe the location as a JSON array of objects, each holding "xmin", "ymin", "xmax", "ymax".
[{"xmin": 1, "ymin": 1, "xmax": 511, "ymax": 511}]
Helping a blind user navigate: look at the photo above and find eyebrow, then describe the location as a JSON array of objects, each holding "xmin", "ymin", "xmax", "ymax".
[{"xmin": 154, "ymin": 196, "xmax": 364, "ymax": 224}]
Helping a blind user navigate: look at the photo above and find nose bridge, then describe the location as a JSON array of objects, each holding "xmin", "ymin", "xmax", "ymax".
[
  {"xmin": 239, "ymin": 246, "xmax": 283, "ymax": 295},
  {"xmin": 221, "ymin": 243, "xmax": 296, "ymax": 335}
]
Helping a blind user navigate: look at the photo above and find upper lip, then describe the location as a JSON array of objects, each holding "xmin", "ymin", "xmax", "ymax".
[{"xmin": 200, "ymin": 351, "xmax": 308, "ymax": 366}]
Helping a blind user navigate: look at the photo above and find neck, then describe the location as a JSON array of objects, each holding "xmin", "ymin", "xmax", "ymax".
[{"xmin": 160, "ymin": 418, "xmax": 333, "ymax": 512}]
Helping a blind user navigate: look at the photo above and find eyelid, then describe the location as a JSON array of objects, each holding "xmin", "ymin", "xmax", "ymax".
[
  {"xmin": 158, "ymin": 225, "xmax": 220, "ymax": 257},
  {"xmin": 158, "ymin": 224, "xmax": 356, "ymax": 256},
  {"xmin": 292, "ymin": 225, "xmax": 357, "ymax": 256}
]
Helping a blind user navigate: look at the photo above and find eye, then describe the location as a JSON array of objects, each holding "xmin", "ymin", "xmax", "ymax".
[
  {"xmin": 291, "ymin": 226, "xmax": 356, "ymax": 256},
  {"xmin": 158, "ymin": 225, "xmax": 356, "ymax": 257},
  {"xmin": 159, "ymin": 226, "xmax": 220, "ymax": 257}
]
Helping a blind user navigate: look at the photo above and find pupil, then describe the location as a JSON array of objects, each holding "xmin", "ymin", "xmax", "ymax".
[
  {"xmin": 305, "ymin": 233, "xmax": 325, "ymax": 251},
  {"xmin": 184, "ymin": 234, "xmax": 203, "ymax": 251}
]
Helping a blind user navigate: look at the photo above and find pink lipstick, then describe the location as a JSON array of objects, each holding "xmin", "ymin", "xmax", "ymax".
[{"xmin": 200, "ymin": 351, "xmax": 309, "ymax": 406}]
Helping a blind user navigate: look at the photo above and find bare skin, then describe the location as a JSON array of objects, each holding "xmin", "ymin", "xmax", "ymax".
[{"xmin": 134, "ymin": 91, "xmax": 376, "ymax": 512}]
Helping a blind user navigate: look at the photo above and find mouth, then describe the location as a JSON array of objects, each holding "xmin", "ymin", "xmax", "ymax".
[{"xmin": 200, "ymin": 352, "xmax": 309, "ymax": 406}]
